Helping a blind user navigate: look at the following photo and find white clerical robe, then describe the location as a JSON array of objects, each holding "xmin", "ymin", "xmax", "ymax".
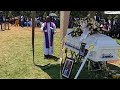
[{"xmin": 41, "ymin": 22, "xmax": 56, "ymax": 55}]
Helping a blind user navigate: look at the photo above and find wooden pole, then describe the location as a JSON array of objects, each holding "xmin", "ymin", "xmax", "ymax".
[
  {"xmin": 32, "ymin": 11, "xmax": 36, "ymax": 64},
  {"xmin": 60, "ymin": 11, "xmax": 70, "ymax": 79},
  {"xmin": 60, "ymin": 11, "xmax": 70, "ymax": 59}
]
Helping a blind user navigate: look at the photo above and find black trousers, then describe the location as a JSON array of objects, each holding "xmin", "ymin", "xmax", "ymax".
[
  {"xmin": 0, "ymin": 23, "xmax": 3, "ymax": 30},
  {"xmin": 20, "ymin": 21, "xmax": 24, "ymax": 27}
]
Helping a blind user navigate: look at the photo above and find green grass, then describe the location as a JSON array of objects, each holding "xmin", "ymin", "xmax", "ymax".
[
  {"xmin": 69, "ymin": 62, "xmax": 120, "ymax": 79},
  {"xmin": 0, "ymin": 27, "xmax": 120, "ymax": 79},
  {"xmin": 0, "ymin": 28, "xmax": 60, "ymax": 79}
]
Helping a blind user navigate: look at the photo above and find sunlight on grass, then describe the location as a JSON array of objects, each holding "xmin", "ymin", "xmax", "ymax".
[
  {"xmin": 1, "ymin": 27, "xmax": 120, "ymax": 79},
  {"xmin": 0, "ymin": 27, "xmax": 60, "ymax": 79}
]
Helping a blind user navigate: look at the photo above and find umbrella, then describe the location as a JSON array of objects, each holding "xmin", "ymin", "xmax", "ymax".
[{"xmin": 49, "ymin": 13, "xmax": 57, "ymax": 17}]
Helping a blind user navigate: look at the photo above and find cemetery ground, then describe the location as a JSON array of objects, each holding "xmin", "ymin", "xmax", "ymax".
[
  {"xmin": 0, "ymin": 26, "xmax": 120, "ymax": 79},
  {"xmin": 0, "ymin": 26, "xmax": 60, "ymax": 79}
]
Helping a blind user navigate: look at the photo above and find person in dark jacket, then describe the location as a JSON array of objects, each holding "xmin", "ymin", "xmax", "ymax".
[
  {"xmin": 5, "ymin": 15, "xmax": 10, "ymax": 30},
  {"xmin": 0, "ymin": 15, "xmax": 3, "ymax": 30},
  {"xmin": 109, "ymin": 18, "xmax": 114, "ymax": 37},
  {"xmin": 94, "ymin": 13, "xmax": 101, "ymax": 23}
]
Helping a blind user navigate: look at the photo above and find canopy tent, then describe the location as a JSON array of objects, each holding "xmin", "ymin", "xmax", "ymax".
[
  {"xmin": 104, "ymin": 11, "xmax": 120, "ymax": 14},
  {"xmin": 49, "ymin": 13, "xmax": 57, "ymax": 17}
]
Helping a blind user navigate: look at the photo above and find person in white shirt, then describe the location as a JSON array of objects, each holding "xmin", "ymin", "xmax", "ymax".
[{"xmin": 20, "ymin": 15, "xmax": 24, "ymax": 27}]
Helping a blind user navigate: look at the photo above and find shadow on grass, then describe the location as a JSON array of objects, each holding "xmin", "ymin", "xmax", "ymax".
[
  {"xmin": 43, "ymin": 55, "xmax": 59, "ymax": 61},
  {"xmin": 107, "ymin": 63, "xmax": 120, "ymax": 72},
  {"xmin": 68, "ymin": 62, "xmax": 120, "ymax": 79},
  {"xmin": 35, "ymin": 64, "xmax": 60, "ymax": 79},
  {"xmin": 48, "ymin": 55, "xmax": 59, "ymax": 61},
  {"xmin": 33, "ymin": 56, "xmax": 60, "ymax": 79}
]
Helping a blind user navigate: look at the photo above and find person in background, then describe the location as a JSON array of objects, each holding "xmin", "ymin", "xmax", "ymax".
[
  {"xmin": 113, "ymin": 18, "xmax": 119, "ymax": 38},
  {"xmin": 108, "ymin": 18, "xmax": 114, "ymax": 37},
  {"xmin": 26, "ymin": 17, "xmax": 29, "ymax": 27},
  {"xmin": 20, "ymin": 15, "xmax": 24, "ymax": 27},
  {"xmin": 40, "ymin": 17, "xmax": 43, "ymax": 27},
  {"xmin": 5, "ymin": 15, "xmax": 10, "ymax": 30},
  {"xmin": 15, "ymin": 17, "xmax": 19, "ymax": 27},
  {"xmin": 115, "ymin": 19, "xmax": 120, "ymax": 39},
  {"xmin": 94, "ymin": 13, "xmax": 101, "ymax": 23},
  {"xmin": 35, "ymin": 17, "xmax": 37, "ymax": 27},
  {"xmin": 36, "ymin": 16, "xmax": 40, "ymax": 27},
  {"xmin": 40, "ymin": 16, "xmax": 56, "ymax": 59},
  {"xmin": 3, "ymin": 15, "xmax": 6, "ymax": 30},
  {"xmin": 0, "ymin": 15, "xmax": 3, "ymax": 30}
]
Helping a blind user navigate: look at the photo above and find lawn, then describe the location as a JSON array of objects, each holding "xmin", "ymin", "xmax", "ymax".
[
  {"xmin": 0, "ymin": 26, "xmax": 60, "ymax": 79},
  {"xmin": 0, "ymin": 26, "xmax": 120, "ymax": 79}
]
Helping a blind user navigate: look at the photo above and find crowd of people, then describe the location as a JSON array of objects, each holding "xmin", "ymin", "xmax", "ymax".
[
  {"xmin": 0, "ymin": 14, "xmax": 60, "ymax": 31},
  {"xmin": 0, "ymin": 15, "xmax": 10, "ymax": 30},
  {"xmin": 9, "ymin": 15, "xmax": 43, "ymax": 27},
  {"xmin": 1, "ymin": 13, "xmax": 120, "ymax": 40},
  {"xmin": 68, "ymin": 14, "xmax": 120, "ymax": 39},
  {"xmin": 94, "ymin": 14, "xmax": 120, "ymax": 39}
]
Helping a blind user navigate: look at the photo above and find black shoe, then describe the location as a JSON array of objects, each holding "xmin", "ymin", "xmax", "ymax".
[
  {"xmin": 44, "ymin": 55, "xmax": 49, "ymax": 59},
  {"xmin": 48, "ymin": 55, "xmax": 53, "ymax": 58}
]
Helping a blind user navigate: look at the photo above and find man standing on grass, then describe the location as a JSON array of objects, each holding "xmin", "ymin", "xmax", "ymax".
[{"xmin": 41, "ymin": 16, "xmax": 56, "ymax": 59}]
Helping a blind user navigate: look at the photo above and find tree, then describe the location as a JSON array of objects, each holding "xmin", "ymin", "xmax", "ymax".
[
  {"xmin": 70, "ymin": 11, "xmax": 88, "ymax": 18},
  {"xmin": 114, "ymin": 15, "xmax": 119, "ymax": 19},
  {"xmin": 43, "ymin": 12, "xmax": 47, "ymax": 18},
  {"xmin": 107, "ymin": 15, "xmax": 112, "ymax": 20},
  {"xmin": 55, "ymin": 11, "xmax": 60, "ymax": 17},
  {"xmin": 88, "ymin": 11, "xmax": 96, "ymax": 18}
]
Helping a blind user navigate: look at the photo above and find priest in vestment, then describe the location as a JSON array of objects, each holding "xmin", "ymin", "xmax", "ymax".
[{"xmin": 41, "ymin": 16, "xmax": 56, "ymax": 59}]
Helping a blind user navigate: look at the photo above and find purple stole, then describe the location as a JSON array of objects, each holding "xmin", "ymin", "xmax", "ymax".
[{"xmin": 44, "ymin": 22, "xmax": 54, "ymax": 48}]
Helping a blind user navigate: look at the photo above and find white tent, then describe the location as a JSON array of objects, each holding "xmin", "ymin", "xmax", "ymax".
[{"xmin": 104, "ymin": 11, "xmax": 120, "ymax": 14}]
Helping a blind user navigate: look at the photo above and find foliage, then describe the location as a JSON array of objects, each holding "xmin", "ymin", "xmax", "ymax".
[
  {"xmin": 70, "ymin": 11, "xmax": 88, "ymax": 18},
  {"xmin": 2, "ymin": 11, "xmax": 120, "ymax": 20}
]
